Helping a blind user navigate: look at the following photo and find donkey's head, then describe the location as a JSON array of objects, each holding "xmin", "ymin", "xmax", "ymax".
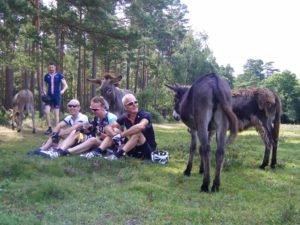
[
  {"xmin": 100, "ymin": 73, "xmax": 122, "ymax": 100},
  {"xmin": 165, "ymin": 84, "xmax": 189, "ymax": 121},
  {"xmin": 10, "ymin": 107, "xmax": 24, "ymax": 132},
  {"xmin": 87, "ymin": 73, "xmax": 122, "ymax": 102}
]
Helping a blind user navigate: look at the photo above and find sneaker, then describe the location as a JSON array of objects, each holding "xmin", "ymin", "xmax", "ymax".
[
  {"xmin": 51, "ymin": 132, "xmax": 60, "ymax": 144},
  {"xmin": 39, "ymin": 150, "xmax": 61, "ymax": 159},
  {"xmin": 44, "ymin": 127, "xmax": 53, "ymax": 135},
  {"xmin": 48, "ymin": 146, "xmax": 58, "ymax": 152},
  {"xmin": 27, "ymin": 147, "xmax": 42, "ymax": 156},
  {"xmin": 104, "ymin": 149, "xmax": 125, "ymax": 161},
  {"xmin": 104, "ymin": 154, "xmax": 120, "ymax": 161},
  {"xmin": 80, "ymin": 150, "xmax": 102, "ymax": 159},
  {"xmin": 106, "ymin": 147, "xmax": 116, "ymax": 155}
]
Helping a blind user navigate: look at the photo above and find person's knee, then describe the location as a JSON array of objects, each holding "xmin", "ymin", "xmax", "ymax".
[
  {"xmin": 69, "ymin": 130, "xmax": 77, "ymax": 136},
  {"xmin": 131, "ymin": 133, "xmax": 142, "ymax": 141},
  {"xmin": 87, "ymin": 137, "xmax": 99, "ymax": 145},
  {"xmin": 134, "ymin": 133, "xmax": 146, "ymax": 145},
  {"xmin": 44, "ymin": 106, "xmax": 50, "ymax": 114}
]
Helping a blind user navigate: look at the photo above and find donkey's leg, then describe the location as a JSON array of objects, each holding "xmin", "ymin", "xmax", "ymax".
[
  {"xmin": 258, "ymin": 119, "xmax": 273, "ymax": 169},
  {"xmin": 198, "ymin": 145, "xmax": 204, "ymax": 174},
  {"xmin": 211, "ymin": 115, "xmax": 227, "ymax": 192},
  {"xmin": 30, "ymin": 106, "xmax": 36, "ymax": 133},
  {"xmin": 270, "ymin": 127, "xmax": 279, "ymax": 169},
  {"xmin": 184, "ymin": 130, "xmax": 197, "ymax": 176},
  {"xmin": 197, "ymin": 128, "xmax": 210, "ymax": 192},
  {"xmin": 199, "ymin": 130, "xmax": 215, "ymax": 174},
  {"xmin": 17, "ymin": 113, "xmax": 24, "ymax": 132}
]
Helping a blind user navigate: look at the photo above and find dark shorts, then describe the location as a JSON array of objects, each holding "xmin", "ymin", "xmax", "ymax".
[
  {"xmin": 45, "ymin": 95, "xmax": 61, "ymax": 108},
  {"xmin": 127, "ymin": 141, "xmax": 155, "ymax": 160}
]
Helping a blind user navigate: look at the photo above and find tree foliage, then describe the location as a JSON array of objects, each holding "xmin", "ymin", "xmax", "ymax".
[
  {"xmin": 261, "ymin": 71, "xmax": 300, "ymax": 123},
  {"xmin": 0, "ymin": 0, "xmax": 299, "ymax": 123}
]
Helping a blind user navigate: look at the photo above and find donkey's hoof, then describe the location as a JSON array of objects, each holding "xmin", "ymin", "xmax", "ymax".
[
  {"xmin": 270, "ymin": 164, "xmax": 276, "ymax": 169},
  {"xmin": 259, "ymin": 164, "xmax": 266, "ymax": 170},
  {"xmin": 200, "ymin": 185, "xmax": 209, "ymax": 193},
  {"xmin": 211, "ymin": 185, "xmax": 219, "ymax": 192},
  {"xmin": 183, "ymin": 170, "xmax": 191, "ymax": 177}
]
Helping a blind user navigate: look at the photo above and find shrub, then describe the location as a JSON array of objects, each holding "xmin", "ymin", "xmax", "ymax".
[
  {"xmin": 0, "ymin": 106, "xmax": 10, "ymax": 126},
  {"xmin": 145, "ymin": 108, "xmax": 163, "ymax": 124}
]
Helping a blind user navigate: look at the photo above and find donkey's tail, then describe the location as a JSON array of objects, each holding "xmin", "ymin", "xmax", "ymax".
[
  {"xmin": 221, "ymin": 102, "xmax": 239, "ymax": 142},
  {"xmin": 214, "ymin": 76, "xmax": 238, "ymax": 141},
  {"xmin": 272, "ymin": 92, "xmax": 282, "ymax": 143}
]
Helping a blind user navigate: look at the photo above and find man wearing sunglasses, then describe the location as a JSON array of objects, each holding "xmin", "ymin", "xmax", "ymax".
[
  {"xmin": 28, "ymin": 99, "xmax": 88, "ymax": 155},
  {"xmin": 39, "ymin": 96, "xmax": 117, "ymax": 159},
  {"xmin": 106, "ymin": 93, "xmax": 157, "ymax": 160}
]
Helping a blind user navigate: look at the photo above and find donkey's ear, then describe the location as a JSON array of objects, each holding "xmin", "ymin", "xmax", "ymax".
[
  {"xmin": 86, "ymin": 77, "xmax": 102, "ymax": 85},
  {"xmin": 165, "ymin": 84, "xmax": 177, "ymax": 92},
  {"xmin": 111, "ymin": 75, "xmax": 122, "ymax": 85}
]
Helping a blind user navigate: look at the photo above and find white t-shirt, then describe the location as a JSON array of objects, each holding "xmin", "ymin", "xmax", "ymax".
[{"xmin": 63, "ymin": 112, "xmax": 89, "ymax": 126}]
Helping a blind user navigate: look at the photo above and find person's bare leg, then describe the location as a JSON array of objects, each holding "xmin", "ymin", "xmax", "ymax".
[
  {"xmin": 58, "ymin": 130, "xmax": 78, "ymax": 150},
  {"xmin": 99, "ymin": 136, "xmax": 114, "ymax": 150},
  {"xmin": 40, "ymin": 137, "xmax": 53, "ymax": 151},
  {"xmin": 68, "ymin": 137, "xmax": 101, "ymax": 155},
  {"xmin": 122, "ymin": 133, "xmax": 146, "ymax": 153},
  {"xmin": 53, "ymin": 108, "xmax": 60, "ymax": 126},
  {"xmin": 44, "ymin": 105, "xmax": 51, "ymax": 128}
]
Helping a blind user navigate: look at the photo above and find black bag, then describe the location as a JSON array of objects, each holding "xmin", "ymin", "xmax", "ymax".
[{"xmin": 41, "ymin": 95, "xmax": 52, "ymax": 103}]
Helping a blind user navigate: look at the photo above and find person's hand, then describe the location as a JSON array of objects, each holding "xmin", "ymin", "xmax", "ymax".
[
  {"xmin": 60, "ymin": 90, "xmax": 65, "ymax": 95},
  {"xmin": 100, "ymin": 132, "xmax": 107, "ymax": 140},
  {"xmin": 112, "ymin": 134, "xmax": 122, "ymax": 146}
]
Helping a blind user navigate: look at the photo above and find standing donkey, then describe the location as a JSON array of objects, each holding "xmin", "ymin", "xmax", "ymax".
[
  {"xmin": 166, "ymin": 73, "xmax": 238, "ymax": 192},
  {"xmin": 10, "ymin": 89, "xmax": 36, "ymax": 133},
  {"xmin": 87, "ymin": 73, "xmax": 132, "ymax": 117}
]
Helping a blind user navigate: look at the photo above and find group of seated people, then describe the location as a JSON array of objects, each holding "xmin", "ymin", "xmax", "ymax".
[{"xmin": 28, "ymin": 93, "xmax": 157, "ymax": 161}]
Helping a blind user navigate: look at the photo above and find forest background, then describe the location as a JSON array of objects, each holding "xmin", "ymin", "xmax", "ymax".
[{"xmin": 1, "ymin": 0, "xmax": 300, "ymax": 124}]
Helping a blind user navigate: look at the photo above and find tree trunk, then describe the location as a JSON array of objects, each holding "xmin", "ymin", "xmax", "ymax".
[
  {"xmin": 134, "ymin": 48, "xmax": 140, "ymax": 94},
  {"xmin": 91, "ymin": 47, "xmax": 97, "ymax": 98},
  {"xmin": 126, "ymin": 58, "xmax": 130, "ymax": 90},
  {"xmin": 83, "ymin": 46, "xmax": 87, "ymax": 111},
  {"xmin": 142, "ymin": 45, "xmax": 146, "ymax": 90},
  {"xmin": 0, "ymin": 67, "xmax": 4, "ymax": 106},
  {"xmin": 23, "ymin": 69, "xmax": 30, "ymax": 90},
  {"xmin": 77, "ymin": 45, "xmax": 82, "ymax": 103},
  {"xmin": 5, "ymin": 66, "xmax": 14, "ymax": 109},
  {"xmin": 33, "ymin": 0, "xmax": 42, "ymax": 117}
]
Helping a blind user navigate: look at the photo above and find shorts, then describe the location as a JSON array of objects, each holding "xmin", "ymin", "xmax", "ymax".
[
  {"xmin": 127, "ymin": 141, "xmax": 155, "ymax": 159},
  {"xmin": 45, "ymin": 95, "xmax": 61, "ymax": 108}
]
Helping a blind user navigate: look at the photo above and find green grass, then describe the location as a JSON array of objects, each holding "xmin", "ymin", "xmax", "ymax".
[{"xmin": 0, "ymin": 123, "xmax": 299, "ymax": 225}]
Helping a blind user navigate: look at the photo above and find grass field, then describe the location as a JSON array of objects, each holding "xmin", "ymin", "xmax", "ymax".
[{"xmin": 0, "ymin": 123, "xmax": 299, "ymax": 225}]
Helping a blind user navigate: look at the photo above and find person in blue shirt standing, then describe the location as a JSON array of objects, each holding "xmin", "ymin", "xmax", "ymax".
[{"xmin": 43, "ymin": 62, "xmax": 68, "ymax": 135}]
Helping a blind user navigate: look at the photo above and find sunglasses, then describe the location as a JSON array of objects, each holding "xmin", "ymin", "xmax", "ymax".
[
  {"xmin": 68, "ymin": 105, "xmax": 79, "ymax": 108},
  {"xmin": 126, "ymin": 100, "xmax": 138, "ymax": 106},
  {"xmin": 90, "ymin": 108, "xmax": 101, "ymax": 111}
]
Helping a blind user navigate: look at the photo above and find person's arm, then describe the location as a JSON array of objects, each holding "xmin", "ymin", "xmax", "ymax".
[
  {"xmin": 43, "ymin": 79, "xmax": 48, "ymax": 96},
  {"xmin": 60, "ymin": 79, "xmax": 68, "ymax": 95},
  {"xmin": 58, "ymin": 122, "xmax": 82, "ymax": 136},
  {"xmin": 111, "ymin": 121, "xmax": 120, "ymax": 130},
  {"xmin": 120, "ymin": 118, "xmax": 148, "ymax": 138},
  {"xmin": 104, "ymin": 124, "xmax": 117, "ymax": 137},
  {"xmin": 52, "ymin": 121, "xmax": 68, "ymax": 133}
]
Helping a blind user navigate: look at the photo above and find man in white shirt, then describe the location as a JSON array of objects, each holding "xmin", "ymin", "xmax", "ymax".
[
  {"xmin": 39, "ymin": 96, "xmax": 117, "ymax": 159},
  {"xmin": 28, "ymin": 99, "xmax": 88, "ymax": 155}
]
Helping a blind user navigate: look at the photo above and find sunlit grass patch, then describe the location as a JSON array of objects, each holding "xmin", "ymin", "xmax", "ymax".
[{"xmin": 0, "ymin": 123, "xmax": 299, "ymax": 224}]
